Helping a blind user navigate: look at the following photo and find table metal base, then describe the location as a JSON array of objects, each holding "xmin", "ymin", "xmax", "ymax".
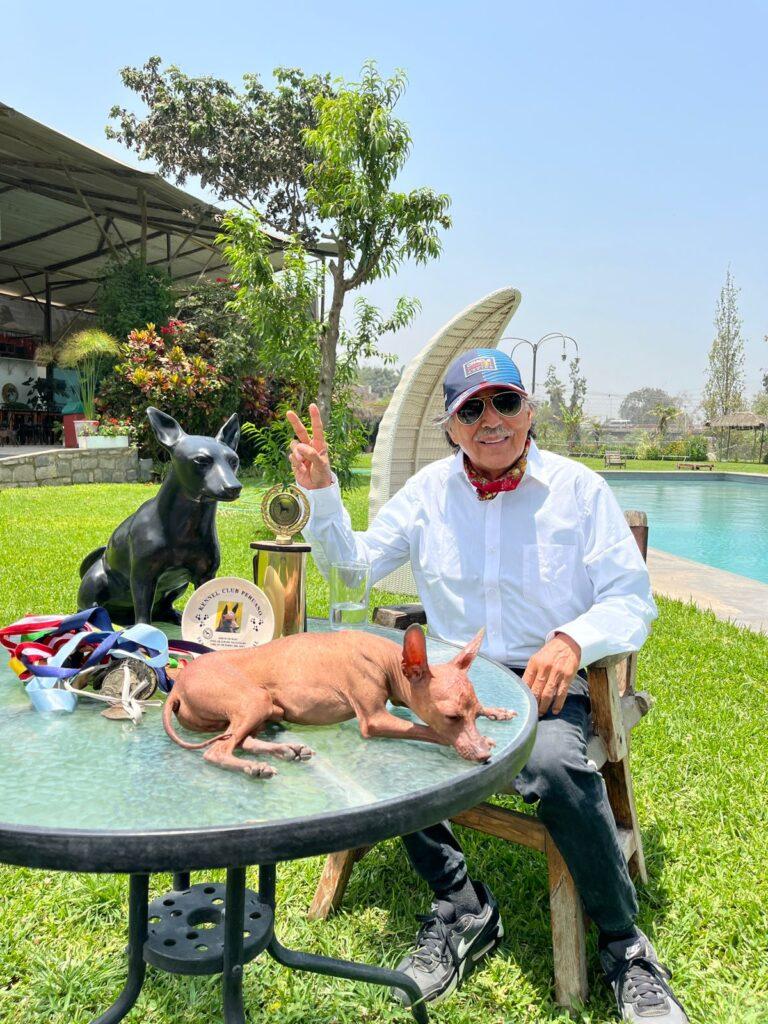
[{"xmin": 91, "ymin": 865, "xmax": 428, "ymax": 1024}]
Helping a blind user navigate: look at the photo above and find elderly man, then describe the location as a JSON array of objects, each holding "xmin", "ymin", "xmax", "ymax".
[{"xmin": 287, "ymin": 348, "xmax": 688, "ymax": 1023}]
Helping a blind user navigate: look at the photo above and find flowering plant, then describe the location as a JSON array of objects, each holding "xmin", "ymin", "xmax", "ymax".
[{"xmin": 82, "ymin": 417, "xmax": 135, "ymax": 439}]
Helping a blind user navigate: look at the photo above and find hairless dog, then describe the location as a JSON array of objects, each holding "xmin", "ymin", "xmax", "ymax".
[{"xmin": 163, "ymin": 624, "xmax": 516, "ymax": 777}]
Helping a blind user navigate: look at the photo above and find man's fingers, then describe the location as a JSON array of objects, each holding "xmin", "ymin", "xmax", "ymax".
[
  {"xmin": 552, "ymin": 682, "xmax": 569, "ymax": 716},
  {"xmin": 294, "ymin": 441, "xmax": 324, "ymax": 463},
  {"xmin": 286, "ymin": 409, "xmax": 311, "ymax": 445},
  {"xmin": 308, "ymin": 403, "xmax": 326, "ymax": 448}
]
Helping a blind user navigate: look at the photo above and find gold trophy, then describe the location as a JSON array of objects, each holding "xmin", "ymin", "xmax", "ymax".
[{"xmin": 252, "ymin": 484, "xmax": 311, "ymax": 637}]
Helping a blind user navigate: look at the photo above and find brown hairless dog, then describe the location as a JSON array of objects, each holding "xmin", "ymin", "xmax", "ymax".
[{"xmin": 163, "ymin": 624, "xmax": 516, "ymax": 778}]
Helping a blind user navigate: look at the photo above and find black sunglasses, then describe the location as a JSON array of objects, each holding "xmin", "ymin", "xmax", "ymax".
[{"xmin": 455, "ymin": 391, "xmax": 524, "ymax": 425}]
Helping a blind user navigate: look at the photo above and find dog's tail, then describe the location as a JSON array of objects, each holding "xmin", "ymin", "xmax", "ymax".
[
  {"xmin": 79, "ymin": 547, "xmax": 106, "ymax": 578},
  {"xmin": 162, "ymin": 686, "xmax": 232, "ymax": 750}
]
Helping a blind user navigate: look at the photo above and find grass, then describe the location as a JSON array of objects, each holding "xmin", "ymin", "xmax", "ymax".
[
  {"xmin": 0, "ymin": 481, "xmax": 767, "ymax": 1023},
  {"xmin": 355, "ymin": 452, "xmax": 768, "ymax": 475},
  {"xmin": 576, "ymin": 458, "xmax": 768, "ymax": 474}
]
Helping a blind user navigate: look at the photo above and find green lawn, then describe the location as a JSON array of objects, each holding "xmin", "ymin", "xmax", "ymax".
[
  {"xmin": 0, "ymin": 482, "xmax": 766, "ymax": 1024},
  {"xmin": 576, "ymin": 458, "xmax": 768, "ymax": 474},
  {"xmin": 355, "ymin": 452, "xmax": 768, "ymax": 475}
]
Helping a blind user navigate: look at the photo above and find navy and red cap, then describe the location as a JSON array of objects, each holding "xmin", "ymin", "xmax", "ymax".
[{"xmin": 443, "ymin": 347, "xmax": 528, "ymax": 416}]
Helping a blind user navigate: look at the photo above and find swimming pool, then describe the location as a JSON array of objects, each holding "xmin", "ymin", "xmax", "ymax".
[{"xmin": 604, "ymin": 475, "xmax": 768, "ymax": 585}]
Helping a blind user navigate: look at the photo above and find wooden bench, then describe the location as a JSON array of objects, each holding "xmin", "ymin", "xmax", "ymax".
[
  {"xmin": 676, "ymin": 461, "xmax": 714, "ymax": 471},
  {"xmin": 309, "ymin": 511, "xmax": 653, "ymax": 1008},
  {"xmin": 603, "ymin": 450, "xmax": 626, "ymax": 468}
]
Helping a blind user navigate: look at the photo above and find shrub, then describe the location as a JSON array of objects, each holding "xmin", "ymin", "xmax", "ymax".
[
  {"xmin": 662, "ymin": 439, "xmax": 686, "ymax": 458},
  {"xmin": 98, "ymin": 321, "xmax": 273, "ymax": 459},
  {"xmin": 635, "ymin": 433, "xmax": 663, "ymax": 460},
  {"xmin": 684, "ymin": 435, "xmax": 709, "ymax": 461},
  {"xmin": 97, "ymin": 257, "xmax": 175, "ymax": 340}
]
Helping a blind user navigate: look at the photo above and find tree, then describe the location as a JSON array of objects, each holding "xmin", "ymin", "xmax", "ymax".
[
  {"xmin": 357, "ymin": 363, "xmax": 403, "ymax": 399},
  {"xmin": 702, "ymin": 268, "xmax": 746, "ymax": 421},
  {"xmin": 543, "ymin": 364, "xmax": 567, "ymax": 423},
  {"xmin": 650, "ymin": 403, "xmax": 679, "ymax": 442},
  {"xmin": 109, "ymin": 59, "xmax": 451, "ymax": 425},
  {"xmin": 96, "ymin": 256, "xmax": 175, "ymax": 340},
  {"xmin": 560, "ymin": 406, "xmax": 584, "ymax": 452},
  {"xmin": 567, "ymin": 356, "xmax": 587, "ymax": 414},
  {"xmin": 619, "ymin": 387, "xmax": 675, "ymax": 424},
  {"xmin": 108, "ymin": 61, "xmax": 333, "ymax": 237},
  {"xmin": 303, "ymin": 63, "xmax": 451, "ymax": 421},
  {"xmin": 219, "ymin": 211, "xmax": 413, "ymax": 485}
]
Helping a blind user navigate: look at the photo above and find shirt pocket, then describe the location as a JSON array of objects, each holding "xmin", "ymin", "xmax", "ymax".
[{"xmin": 522, "ymin": 543, "xmax": 578, "ymax": 609}]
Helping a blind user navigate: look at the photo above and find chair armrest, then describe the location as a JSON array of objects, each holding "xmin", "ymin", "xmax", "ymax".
[
  {"xmin": 587, "ymin": 659, "xmax": 629, "ymax": 762},
  {"xmin": 372, "ymin": 604, "xmax": 427, "ymax": 630}
]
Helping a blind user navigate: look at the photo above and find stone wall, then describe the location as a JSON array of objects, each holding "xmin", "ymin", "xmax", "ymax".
[{"xmin": 0, "ymin": 448, "xmax": 140, "ymax": 489}]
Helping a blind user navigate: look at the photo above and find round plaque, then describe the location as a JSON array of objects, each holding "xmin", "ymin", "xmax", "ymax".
[
  {"xmin": 261, "ymin": 484, "xmax": 310, "ymax": 542},
  {"xmin": 181, "ymin": 577, "xmax": 275, "ymax": 649}
]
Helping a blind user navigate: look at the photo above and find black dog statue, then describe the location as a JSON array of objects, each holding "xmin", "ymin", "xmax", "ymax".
[{"xmin": 78, "ymin": 407, "xmax": 242, "ymax": 625}]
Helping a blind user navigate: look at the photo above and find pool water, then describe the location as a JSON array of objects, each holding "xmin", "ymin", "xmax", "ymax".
[{"xmin": 605, "ymin": 477, "xmax": 768, "ymax": 585}]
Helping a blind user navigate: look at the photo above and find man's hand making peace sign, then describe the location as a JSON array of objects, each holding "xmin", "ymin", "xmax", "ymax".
[{"xmin": 286, "ymin": 404, "xmax": 334, "ymax": 490}]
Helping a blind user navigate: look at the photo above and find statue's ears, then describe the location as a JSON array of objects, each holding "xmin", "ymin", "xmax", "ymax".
[
  {"xmin": 147, "ymin": 407, "xmax": 185, "ymax": 450},
  {"xmin": 216, "ymin": 413, "xmax": 240, "ymax": 453}
]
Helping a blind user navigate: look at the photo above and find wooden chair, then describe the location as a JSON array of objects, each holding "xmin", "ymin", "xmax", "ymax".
[
  {"xmin": 603, "ymin": 450, "xmax": 626, "ymax": 468},
  {"xmin": 309, "ymin": 511, "xmax": 653, "ymax": 1009}
]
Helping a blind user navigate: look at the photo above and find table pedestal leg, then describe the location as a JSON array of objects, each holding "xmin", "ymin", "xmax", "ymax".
[
  {"xmin": 260, "ymin": 865, "xmax": 429, "ymax": 1024},
  {"xmin": 90, "ymin": 874, "xmax": 148, "ymax": 1024},
  {"xmin": 222, "ymin": 867, "xmax": 247, "ymax": 1024}
]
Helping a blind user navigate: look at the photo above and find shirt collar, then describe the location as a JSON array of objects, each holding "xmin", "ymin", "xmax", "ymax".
[{"xmin": 448, "ymin": 438, "xmax": 550, "ymax": 487}]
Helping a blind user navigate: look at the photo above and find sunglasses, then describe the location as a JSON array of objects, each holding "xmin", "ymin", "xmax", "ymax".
[{"xmin": 455, "ymin": 391, "xmax": 524, "ymax": 425}]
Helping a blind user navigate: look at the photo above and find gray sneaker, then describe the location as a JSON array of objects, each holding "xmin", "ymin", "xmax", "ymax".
[
  {"xmin": 394, "ymin": 882, "xmax": 503, "ymax": 1006},
  {"xmin": 599, "ymin": 930, "xmax": 689, "ymax": 1023}
]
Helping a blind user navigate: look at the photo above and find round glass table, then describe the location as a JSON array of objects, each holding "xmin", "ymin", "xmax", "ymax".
[{"xmin": 0, "ymin": 620, "xmax": 536, "ymax": 1023}]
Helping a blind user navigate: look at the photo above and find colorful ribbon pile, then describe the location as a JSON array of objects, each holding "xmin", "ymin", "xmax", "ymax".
[{"xmin": 0, "ymin": 608, "xmax": 211, "ymax": 717}]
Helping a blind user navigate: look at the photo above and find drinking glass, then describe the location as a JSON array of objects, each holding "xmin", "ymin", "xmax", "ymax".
[{"xmin": 329, "ymin": 561, "xmax": 370, "ymax": 630}]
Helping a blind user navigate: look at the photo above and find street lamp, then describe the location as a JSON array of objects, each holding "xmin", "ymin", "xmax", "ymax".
[{"xmin": 500, "ymin": 332, "xmax": 579, "ymax": 394}]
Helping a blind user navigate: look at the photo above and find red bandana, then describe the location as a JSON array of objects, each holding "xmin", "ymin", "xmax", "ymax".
[{"xmin": 463, "ymin": 437, "xmax": 531, "ymax": 501}]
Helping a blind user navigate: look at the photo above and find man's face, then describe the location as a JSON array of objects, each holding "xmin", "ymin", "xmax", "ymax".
[{"xmin": 447, "ymin": 386, "xmax": 533, "ymax": 480}]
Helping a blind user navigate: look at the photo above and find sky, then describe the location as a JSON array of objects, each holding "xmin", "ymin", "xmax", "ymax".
[{"xmin": 3, "ymin": 1, "xmax": 767, "ymax": 417}]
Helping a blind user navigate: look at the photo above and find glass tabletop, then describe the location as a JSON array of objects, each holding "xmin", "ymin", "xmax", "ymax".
[{"xmin": 0, "ymin": 619, "xmax": 536, "ymax": 872}]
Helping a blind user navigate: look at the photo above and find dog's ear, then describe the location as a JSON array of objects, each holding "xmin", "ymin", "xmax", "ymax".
[
  {"xmin": 147, "ymin": 407, "xmax": 185, "ymax": 450},
  {"xmin": 402, "ymin": 623, "xmax": 432, "ymax": 685},
  {"xmin": 216, "ymin": 413, "xmax": 240, "ymax": 453}
]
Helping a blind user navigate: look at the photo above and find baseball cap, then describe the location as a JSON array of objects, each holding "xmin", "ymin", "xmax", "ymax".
[{"xmin": 443, "ymin": 348, "xmax": 528, "ymax": 416}]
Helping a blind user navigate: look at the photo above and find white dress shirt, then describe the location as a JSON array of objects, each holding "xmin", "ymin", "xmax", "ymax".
[{"xmin": 301, "ymin": 441, "xmax": 657, "ymax": 668}]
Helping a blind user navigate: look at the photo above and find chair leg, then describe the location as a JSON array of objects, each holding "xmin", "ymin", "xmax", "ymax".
[
  {"xmin": 545, "ymin": 834, "xmax": 588, "ymax": 1008},
  {"xmin": 602, "ymin": 754, "xmax": 648, "ymax": 884},
  {"xmin": 308, "ymin": 847, "xmax": 370, "ymax": 920}
]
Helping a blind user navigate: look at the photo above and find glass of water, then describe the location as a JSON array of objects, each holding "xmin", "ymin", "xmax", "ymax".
[{"xmin": 329, "ymin": 561, "xmax": 370, "ymax": 630}]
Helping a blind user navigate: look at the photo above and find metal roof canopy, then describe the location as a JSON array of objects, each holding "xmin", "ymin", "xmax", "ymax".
[{"xmin": 0, "ymin": 102, "xmax": 334, "ymax": 323}]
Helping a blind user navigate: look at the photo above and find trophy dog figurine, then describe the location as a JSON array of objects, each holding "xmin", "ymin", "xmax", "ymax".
[
  {"xmin": 162, "ymin": 624, "xmax": 516, "ymax": 777},
  {"xmin": 78, "ymin": 407, "xmax": 242, "ymax": 625}
]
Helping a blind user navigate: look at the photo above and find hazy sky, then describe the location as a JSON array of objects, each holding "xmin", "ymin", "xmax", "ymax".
[{"xmin": 4, "ymin": 1, "xmax": 767, "ymax": 415}]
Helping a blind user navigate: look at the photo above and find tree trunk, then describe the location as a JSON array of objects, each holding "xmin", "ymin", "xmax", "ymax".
[{"xmin": 316, "ymin": 265, "xmax": 345, "ymax": 428}]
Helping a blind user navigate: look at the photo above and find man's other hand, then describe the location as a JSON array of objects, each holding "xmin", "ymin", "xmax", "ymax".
[
  {"xmin": 286, "ymin": 404, "xmax": 333, "ymax": 490},
  {"xmin": 523, "ymin": 633, "xmax": 582, "ymax": 716}
]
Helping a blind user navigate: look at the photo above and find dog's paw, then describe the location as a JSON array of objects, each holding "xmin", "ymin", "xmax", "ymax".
[
  {"xmin": 246, "ymin": 762, "xmax": 277, "ymax": 778},
  {"xmin": 481, "ymin": 706, "xmax": 517, "ymax": 721},
  {"xmin": 277, "ymin": 743, "xmax": 315, "ymax": 762}
]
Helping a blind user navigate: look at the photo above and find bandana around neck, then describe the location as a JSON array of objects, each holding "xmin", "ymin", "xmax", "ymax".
[{"xmin": 463, "ymin": 436, "xmax": 531, "ymax": 501}]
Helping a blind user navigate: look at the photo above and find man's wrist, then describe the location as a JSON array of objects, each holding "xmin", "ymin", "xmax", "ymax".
[{"xmin": 553, "ymin": 631, "xmax": 582, "ymax": 661}]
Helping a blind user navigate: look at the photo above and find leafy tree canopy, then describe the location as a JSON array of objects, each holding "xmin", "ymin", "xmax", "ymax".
[
  {"xmin": 108, "ymin": 60, "xmax": 333, "ymax": 238},
  {"xmin": 618, "ymin": 387, "xmax": 676, "ymax": 423}
]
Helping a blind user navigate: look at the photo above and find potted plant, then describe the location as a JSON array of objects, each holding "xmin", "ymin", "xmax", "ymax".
[
  {"xmin": 81, "ymin": 417, "xmax": 134, "ymax": 449},
  {"xmin": 49, "ymin": 329, "xmax": 119, "ymax": 447}
]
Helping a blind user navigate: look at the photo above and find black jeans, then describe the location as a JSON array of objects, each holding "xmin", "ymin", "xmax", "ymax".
[{"xmin": 401, "ymin": 672, "xmax": 639, "ymax": 934}]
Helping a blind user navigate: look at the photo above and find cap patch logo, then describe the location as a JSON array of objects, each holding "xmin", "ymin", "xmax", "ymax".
[{"xmin": 463, "ymin": 356, "xmax": 497, "ymax": 377}]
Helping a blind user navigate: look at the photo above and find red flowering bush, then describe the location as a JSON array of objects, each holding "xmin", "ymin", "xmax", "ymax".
[{"xmin": 98, "ymin": 321, "xmax": 273, "ymax": 459}]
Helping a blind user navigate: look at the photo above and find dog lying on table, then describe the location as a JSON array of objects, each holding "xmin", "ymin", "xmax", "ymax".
[{"xmin": 162, "ymin": 624, "xmax": 516, "ymax": 778}]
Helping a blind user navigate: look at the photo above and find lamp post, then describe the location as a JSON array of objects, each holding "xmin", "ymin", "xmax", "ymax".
[{"xmin": 501, "ymin": 332, "xmax": 579, "ymax": 394}]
